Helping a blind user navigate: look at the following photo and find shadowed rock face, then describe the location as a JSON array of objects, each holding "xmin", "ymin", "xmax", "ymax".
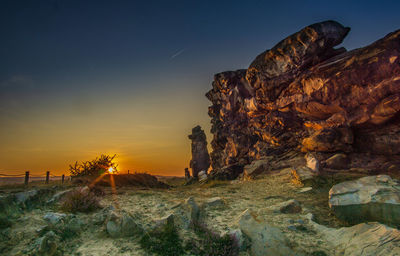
[
  {"xmin": 189, "ymin": 126, "xmax": 210, "ymax": 178},
  {"xmin": 206, "ymin": 20, "xmax": 400, "ymax": 175}
]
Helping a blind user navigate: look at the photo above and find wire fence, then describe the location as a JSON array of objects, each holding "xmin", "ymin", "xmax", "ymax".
[{"xmin": 0, "ymin": 171, "xmax": 70, "ymax": 185}]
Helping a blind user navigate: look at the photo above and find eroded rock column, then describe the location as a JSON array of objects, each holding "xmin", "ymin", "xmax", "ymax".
[{"xmin": 189, "ymin": 126, "xmax": 210, "ymax": 178}]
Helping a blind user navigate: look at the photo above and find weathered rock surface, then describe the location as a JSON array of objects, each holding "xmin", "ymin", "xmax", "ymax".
[
  {"xmin": 242, "ymin": 158, "xmax": 270, "ymax": 179},
  {"xmin": 189, "ymin": 125, "xmax": 211, "ymax": 178},
  {"xmin": 207, "ymin": 20, "xmax": 400, "ymax": 178},
  {"xmin": 306, "ymin": 212, "xmax": 400, "ymax": 256},
  {"xmin": 329, "ymin": 175, "xmax": 400, "ymax": 225},
  {"xmin": 237, "ymin": 209, "xmax": 293, "ymax": 256},
  {"xmin": 106, "ymin": 210, "xmax": 142, "ymax": 238},
  {"xmin": 277, "ymin": 199, "xmax": 302, "ymax": 214},
  {"xmin": 325, "ymin": 153, "xmax": 349, "ymax": 169},
  {"xmin": 173, "ymin": 196, "xmax": 201, "ymax": 229}
]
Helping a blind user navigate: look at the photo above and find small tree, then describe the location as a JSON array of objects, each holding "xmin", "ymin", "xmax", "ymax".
[{"xmin": 69, "ymin": 154, "xmax": 118, "ymax": 177}]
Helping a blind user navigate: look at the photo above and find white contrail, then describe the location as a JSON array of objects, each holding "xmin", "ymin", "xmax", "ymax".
[{"xmin": 170, "ymin": 48, "xmax": 186, "ymax": 59}]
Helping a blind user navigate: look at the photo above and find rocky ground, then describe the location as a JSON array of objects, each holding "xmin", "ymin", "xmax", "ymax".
[{"xmin": 1, "ymin": 167, "xmax": 399, "ymax": 256}]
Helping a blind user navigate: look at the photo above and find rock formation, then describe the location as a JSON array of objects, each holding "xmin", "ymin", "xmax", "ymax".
[
  {"xmin": 188, "ymin": 125, "xmax": 210, "ymax": 178},
  {"xmin": 206, "ymin": 20, "xmax": 400, "ymax": 176}
]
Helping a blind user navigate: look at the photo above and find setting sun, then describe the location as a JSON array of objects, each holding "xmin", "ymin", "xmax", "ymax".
[{"xmin": 108, "ymin": 167, "xmax": 115, "ymax": 174}]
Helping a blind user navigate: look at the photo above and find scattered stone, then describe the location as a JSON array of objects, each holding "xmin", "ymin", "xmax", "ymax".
[
  {"xmin": 278, "ymin": 199, "xmax": 302, "ymax": 214},
  {"xmin": 242, "ymin": 158, "xmax": 271, "ymax": 179},
  {"xmin": 37, "ymin": 231, "xmax": 59, "ymax": 256},
  {"xmin": 154, "ymin": 213, "xmax": 174, "ymax": 227},
  {"xmin": 198, "ymin": 170, "xmax": 208, "ymax": 182},
  {"xmin": 237, "ymin": 209, "xmax": 293, "ymax": 256},
  {"xmin": 203, "ymin": 197, "xmax": 224, "ymax": 208},
  {"xmin": 188, "ymin": 125, "xmax": 210, "ymax": 178},
  {"xmin": 305, "ymin": 153, "xmax": 320, "ymax": 173},
  {"xmin": 173, "ymin": 197, "xmax": 201, "ymax": 229},
  {"xmin": 329, "ymin": 175, "xmax": 400, "ymax": 226},
  {"xmin": 47, "ymin": 189, "xmax": 73, "ymax": 204},
  {"xmin": 15, "ymin": 190, "xmax": 38, "ymax": 204},
  {"xmin": 325, "ymin": 153, "xmax": 349, "ymax": 169},
  {"xmin": 43, "ymin": 212, "xmax": 67, "ymax": 225},
  {"xmin": 291, "ymin": 166, "xmax": 317, "ymax": 186},
  {"xmin": 298, "ymin": 187, "xmax": 313, "ymax": 193},
  {"xmin": 106, "ymin": 210, "xmax": 142, "ymax": 238}
]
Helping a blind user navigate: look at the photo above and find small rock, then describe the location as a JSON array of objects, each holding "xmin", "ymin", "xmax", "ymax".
[
  {"xmin": 278, "ymin": 199, "xmax": 302, "ymax": 214},
  {"xmin": 198, "ymin": 170, "xmax": 208, "ymax": 181},
  {"xmin": 38, "ymin": 231, "xmax": 59, "ymax": 256},
  {"xmin": 291, "ymin": 166, "xmax": 317, "ymax": 186},
  {"xmin": 106, "ymin": 210, "xmax": 142, "ymax": 238},
  {"xmin": 173, "ymin": 197, "xmax": 201, "ymax": 229},
  {"xmin": 243, "ymin": 158, "xmax": 271, "ymax": 179},
  {"xmin": 43, "ymin": 212, "xmax": 67, "ymax": 225},
  {"xmin": 325, "ymin": 153, "xmax": 349, "ymax": 169},
  {"xmin": 154, "ymin": 213, "xmax": 174, "ymax": 227},
  {"xmin": 47, "ymin": 189, "xmax": 73, "ymax": 204},
  {"xmin": 203, "ymin": 197, "xmax": 224, "ymax": 208},
  {"xmin": 15, "ymin": 190, "xmax": 38, "ymax": 204},
  {"xmin": 305, "ymin": 153, "xmax": 320, "ymax": 172},
  {"xmin": 298, "ymin": 187, "xmax": 313, "ymax": 193},
  {"xmin": 237, "ymin": 209, "xmax": 293, "ymax": 256}
]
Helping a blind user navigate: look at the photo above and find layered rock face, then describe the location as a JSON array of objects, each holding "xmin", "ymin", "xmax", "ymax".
[
  {"xmin": 188, "ymin": 125, "xmax": 211, "ymax": 178},
  {"xmin": 206, "ymin": 20, "xmax": 400, "ymax": 173}
]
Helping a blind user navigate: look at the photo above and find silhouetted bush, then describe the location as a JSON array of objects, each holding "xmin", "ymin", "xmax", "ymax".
[
  {"xmin": 60, "ymin": 188, "xmax": 101, "ymax": 213},
  {"xmin": 69, "ymin": 154, "xmax": 118, "ymax": 177}
]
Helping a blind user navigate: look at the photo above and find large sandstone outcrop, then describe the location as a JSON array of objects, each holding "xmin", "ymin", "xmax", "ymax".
[{"xmin": 206, "ymin": 20, "xmax": 400, "ymax": 175}]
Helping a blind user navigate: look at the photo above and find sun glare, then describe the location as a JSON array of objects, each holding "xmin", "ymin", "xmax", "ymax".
[{"xmin": 108, "ymin": 167, "xmax": 114, "ymax": 174}]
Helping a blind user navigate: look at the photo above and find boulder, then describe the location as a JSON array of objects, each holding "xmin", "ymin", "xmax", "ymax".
[
  {"xmin": 106, "ymin": 210, "xmax": 142, "ymax": 238},
  {"xmin": 331, "ymin": 222, "xmax": 400, "ymax": 256},
  {"xmin": 173, "ymin": 196, "xmax": 201, "ymax": 229},
  {"xmin": 37, "ymin": 231, "xmax": 59, "ymax": 256},
  {"xmin": 242, "ymin": 158, "xmax": 270, "ymax": 179},
  {"xmin": 277, "ymin": 199, "xmax": 302, "ymax": 214},
  {"xmin": 43, "ymin": 212, "xmax": 67, "ymax": 225},
  {"xmin": 203, "ymin": 197, "xmax": 224, "ymax": 208},
  {"xmin": 198, "ymin": 170, "xmax": 208, "ymax": 181},
  {"xmin": 329, "ymin": 175, "xmax": 400, "ymax": 225},
  {"xmin": 237, "ymin": 209, "xmax": 293, "ymax": 256},
  {"xmin": 46, "ymin": 189, "xmax": 73, "ymax": 204},
  {"xmin": 15, "ymin": 190, "xmax": 39, "ymax": 206},
  {"xmin": 325, "ymin": 153, "xmax": 349, "ymax": 169},
  {"xmin": 305, "ymin": 153, "xmax": 320, "ymax": 172},
  {"xmin": 208, "ymin": 164, "xmax": 244, "ymax": 180},
  {"xmin": 290, "ymin": 166, "xmax": 317, "ymax": 186}
]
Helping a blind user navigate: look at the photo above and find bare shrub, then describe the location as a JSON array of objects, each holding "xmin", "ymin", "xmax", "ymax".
[{"xmin": 60, "ymin": 188, "xmax": 101, "ymax": 213}]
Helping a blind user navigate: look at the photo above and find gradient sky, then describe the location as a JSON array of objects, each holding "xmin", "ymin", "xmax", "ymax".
[{"xmin": 1, "ymin": 0, "xmax": 400, "ymax": 176}]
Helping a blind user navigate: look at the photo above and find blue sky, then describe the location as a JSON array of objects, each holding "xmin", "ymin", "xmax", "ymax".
[{"xmin": 1, "ymin": 0, "xmax": 399, "ymax": 175}]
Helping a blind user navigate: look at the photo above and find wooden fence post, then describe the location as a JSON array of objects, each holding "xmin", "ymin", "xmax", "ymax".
[
  {"xmin": 46, "ymin": 171, "xmax": 50, "ymax": 184},
  {"xmin": 24, "ymin": 171, "xmax": 29, "ymax": 185},
  {"xmin": 62, "ymin": 174, "xmax": 65, "ymax": 184}
]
